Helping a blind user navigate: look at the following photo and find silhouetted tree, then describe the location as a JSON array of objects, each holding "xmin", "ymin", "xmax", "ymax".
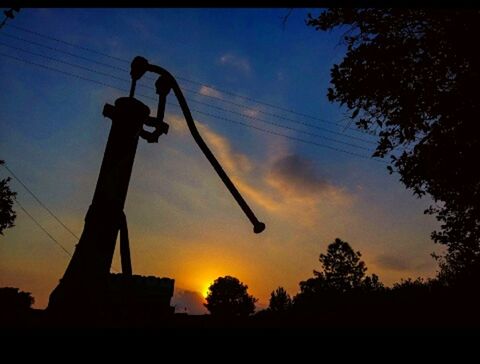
[
  {"xmin": 315, "ymin": 238, "xmax": 367, "ymax": 292},
  {"xmin": 268, "ymin": 287, "xmax": 292, "ymax": 313},
  {"xmin": 204, "ymin": 276, "xmax": 257, "ymax": 317},
  {"xmin": 293, "ymin": 275, "xmax": 333, "ymax": 312},
  {"xmin": 0, "ymin": 160, "xmax": 16, "ymax": 235},
  {"xmin": 361, "ymin": 273, "xmax": 385, "ymax": 292},
  {"xmin": 0, "ymin": 287, "xmax": 34, "ymax": 313},
  {"xmin": 293, "ymin": 238, "xmax": 384, "ymax": 313},
  {"xmin": 307, "ymin": 9, "xmax": 480, "ymax": 284},
  {"xmin": 392, "ymin": 277, "xmax": 430, "ymax": 293}
]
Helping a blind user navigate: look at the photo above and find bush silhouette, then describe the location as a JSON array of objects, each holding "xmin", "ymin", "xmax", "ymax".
[
  {"xmin": 0, "ymin": 287, "xmax": 34, "ymax": 313},
  {"xmin": 268, "ymin": 287, "xmax": 292, "ymax": 313},
  {"xmin": 0, "ymin": 160, "xmax": 16, "ymax": 235},
  {"xmin": 307, "ymin": 9, "xmax": 480, "ymax": 283},
  {"xmin": 293, "ymin": 238, "xmax": 384, "ymax": 313},
  {"xmin": 204, "ymin": 276, "xmax": 257, "ymax": 317}
]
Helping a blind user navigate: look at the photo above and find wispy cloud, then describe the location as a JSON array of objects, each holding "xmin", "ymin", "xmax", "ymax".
[
  {"xmin": 241, "ymin": 108, "xmax": 260, "ymax": 118},
  {"xmin": 172, "ymin": 289, "xmax": 207, "ymax": 315},
  {"xmin": 199, "ymin": 85, "xmax": 223, "ymax": 99},
  {"xmin": 219, "ymin": 53, "xmax": 251, "ymax": 74},
  {"xmin": 198, "ymin": 122, "xmax": 253, "ymax": 176},
  {"xmin": 374, "ymin": 254, "xmax": 410, "ymax": 272},
  {"xmin": 267, "ymin": 154, "xmax": 330, "ymax": 198}
]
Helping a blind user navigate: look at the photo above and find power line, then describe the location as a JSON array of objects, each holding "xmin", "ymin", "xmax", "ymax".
[
  {"xmin": 0, "ymin": 51, "xmax": 132, "ymax": 91},
  {"xmin": 0, "ymin": 31, "xmax": 129, "ymax": 73},
  {"xmin": 0, "ymin": 30, "xmax": 374, "ymax": 141},
  {"xmin": 187, "ymin": 97, "xmax": 374, "ymax": 151},
  {"xmin": 0, "ymin": 40, "xmax": 375, "ymax": 151},
  {"xmin": 1, "ymin": 163, "xmax": 81, "ymax": 240},
  {"xmin": 4, "ymin": 23, "xmax": 374, "ymax": 136},
  {"xmin": 0, "ymin": 51, "xmax": 385, "ymax": 163},
  {"xmin": 182, "ymin": 86, "xmax": 378, "ymax": 143},
  {"xmin": 2, "ymin": 163, "xmax": 122, "ymax": 272},
  {"xmin": 0, "ymin": 39, "xmax": 130, "ymax": 86},
  {"xmin": 7, "ymin": 22, "xmax": 129, "ymax": 63},
  {"xmin": 191, "ymin": 109, "xmax": 387, "ymax": 164},
  {"xmin": 14, "ymin": 198, "xmax": 72, "ymax": 257}
]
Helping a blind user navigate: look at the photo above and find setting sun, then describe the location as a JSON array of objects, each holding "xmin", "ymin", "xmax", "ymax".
[{"xmin": 202, "ymin": 282, "xmax": 212, "ymax": 298}]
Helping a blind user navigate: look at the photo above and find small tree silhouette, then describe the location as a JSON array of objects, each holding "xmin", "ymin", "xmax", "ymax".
[
  {"xmin": 315, "ymin": 238, "xmax": 367, "ymax": 292},
  {"xmin": 293, "ymin": 238, "xmax": 384, "ymax": 312},
  {"xmin": 0, "ymin": 287, "xmax": 34, "ymax": 313},
  {"xmin": 268, "ymin": 287, "xmax": 292, "ymax": 313},
  {"xmin": 204, "ymin": 276, "xmax": 257, "ymax": 317},
  {"xmin": 0, "ymin": 160, "xmax": 16, "ymax": 235}
]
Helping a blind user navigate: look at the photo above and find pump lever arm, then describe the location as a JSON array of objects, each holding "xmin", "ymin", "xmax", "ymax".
[{"xmin": 130, "ymin": 56, "xmax": 265, "ymax": 234}]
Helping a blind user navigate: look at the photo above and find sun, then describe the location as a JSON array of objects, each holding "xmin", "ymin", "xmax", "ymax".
[{"xmin": 202, "ymin": 282, "xmax": 212, "ymax": 298}]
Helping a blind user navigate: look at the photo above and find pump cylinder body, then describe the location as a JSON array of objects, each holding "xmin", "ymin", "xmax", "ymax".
[{"xmin": 48, "ymin": 97, "xmax": 150, "ymax": 315}]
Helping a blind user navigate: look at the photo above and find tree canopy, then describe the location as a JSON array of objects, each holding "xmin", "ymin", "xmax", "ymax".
[
  {"xmin": 0, "ymin": 160, "xmax": 16, "ymax": 235},
  {"xmin": 204, "ymin": 276, "xmax": 257, "ymax": 317},
  {"xmin": 0, "ymin": 287, "xmax": 34, "ymax": 313},
  {"xmin": 307, "ymin": 9, "xmax": 480, "ymax": 282},
  {"xmin": 296, "ymin": 238, "xmax": 383, "ymax": 298},
  {"xmin": 268, "ymin": 286, "xmax": 292, "ymax": 313},
  {"xmin": 315, "ymin": 238, "xmax": 367, "ymax": 292},
  {"xmin": 293, "ymin": 238, "xmax": 383, "ymax": 313}
]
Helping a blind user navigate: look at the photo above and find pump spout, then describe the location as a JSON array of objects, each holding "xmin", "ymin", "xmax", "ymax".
[{"xmin": 129, "ymin": 56, "xmax": 266, "ymax": 234}]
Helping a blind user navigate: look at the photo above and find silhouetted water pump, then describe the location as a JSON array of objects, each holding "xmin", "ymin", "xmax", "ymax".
[{"xmin": 47, "ymin": 56, "xmax": 265, "ymax": 320}]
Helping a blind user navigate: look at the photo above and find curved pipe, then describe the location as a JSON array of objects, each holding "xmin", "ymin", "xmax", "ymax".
[{"xmin": 132, "ymin": 57, "xmax": 265, "ymax": 234}]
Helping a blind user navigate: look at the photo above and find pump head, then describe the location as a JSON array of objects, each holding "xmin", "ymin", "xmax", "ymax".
[{"xmin": 127, "ymin": 56, "xmax": 266, "ymax": 234}]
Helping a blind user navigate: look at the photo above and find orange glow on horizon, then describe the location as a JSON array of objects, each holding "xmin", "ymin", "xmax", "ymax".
[{"xmin": 202, "ymin": 282, "xmax": 212, "ymax": 298}]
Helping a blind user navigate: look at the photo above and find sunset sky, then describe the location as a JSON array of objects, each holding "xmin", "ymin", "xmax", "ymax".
[{"xmin": 0, "ymin": 8, "xmax": 441, "ymax": 313}]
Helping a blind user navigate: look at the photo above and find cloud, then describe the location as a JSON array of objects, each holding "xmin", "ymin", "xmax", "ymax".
[
  {"xmin": 165, "ymin": 112, "xmax": 189, "ymax": 135},
  {"xmin": 374, "ymin": 254, "xmax": 410, "ymax": 272},
  {"xmin": 198, "ymin": 122, "xmax": 252, "ymax": 176},
  {"xmin": 242, "ymin": 108, "xmax": 260, "ymax": 118},
  {"xmin": 266, "ymin": 154, "xmax": 330, "ymax": 198},
  {"xmin": 199, "ymin": 85, "xmax": 223, "ymax": 99},
  {"xmin": 172, "ymin": 289, "xmax": 208, "ymax": 315},
  {"xmin": 219, "ymin": 53, "xmax": 251, "ymax": 74}
]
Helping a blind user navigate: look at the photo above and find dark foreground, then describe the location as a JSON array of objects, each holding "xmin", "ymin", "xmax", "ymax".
[{"xmin": 2, "ymin": 307, "xmax": 479, "ymax": 335}]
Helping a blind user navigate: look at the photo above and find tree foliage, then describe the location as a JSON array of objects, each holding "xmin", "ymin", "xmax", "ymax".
[
  {"xmin": 315, "ymin": 238, "xmax": 367, "ymax": 292},
  {"xmin": 204, "ymin": 276, "xmax": 257, "ymax": 317},
  {"xmin": 0, "ymin": 287, "xmax": 34, "ymax": 313},
  {"xmin": 307, "ymin": 9, "xmax": 480, "ymax": 281},
  {"xmin": 268, "ymin": 286, "xmax": 292, "ymax": 313},
  {"xmin": 0, "ymin": 160, "xmax": 16, "ymax": 235},
  {"xmin": 293, "ymin": 238, "xmax": 383, "ymax": 311}
]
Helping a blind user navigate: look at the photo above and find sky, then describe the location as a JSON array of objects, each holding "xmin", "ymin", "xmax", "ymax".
[{"xmin": 0, "ymin": 8, "xmax": 441, "ymax": 313}]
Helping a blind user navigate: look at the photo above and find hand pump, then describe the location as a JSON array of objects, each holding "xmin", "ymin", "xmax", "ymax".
[{"xmin": 48, "ymin": 56, "xmax": 265, "ymax": 315}]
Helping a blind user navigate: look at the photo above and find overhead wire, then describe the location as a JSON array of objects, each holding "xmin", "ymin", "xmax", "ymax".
[
  {"xmin": 0, "ymin": 38, "xmax": 377, "ymax": 150},
  {"xmin": 3, "ymin": 23, "xmax": 377, "ymax": 137},
  {"xmin": 2, "ymin": 163, "xmax": 121, "ymax": 271},
  {"xmin": 1, "ymin": 163, "xmax": 80, "ymax": 240},
  {"xmin": 14, "ymin": 198, "xmax": 72, "ymax": 257},
  {"xmin": 0, "ymin": 51, "xmax": 386, "ymax": 163}
]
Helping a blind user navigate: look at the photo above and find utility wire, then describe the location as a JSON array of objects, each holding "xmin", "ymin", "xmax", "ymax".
[
  {"xmin": 183, "ymin": 86, "xmax": 377, "ymax": 143},
  {"xmin": 192, "ymin": 109, "xmax": 387, "ymax": 164},
  {"xmin": 14, "ymin": 198, "xmax": 72, "ymax": 257},
  {"xmin": 4, "ymin": 23, "xmax": 375, "ymax": 136},
  {"xmin": 187, "ymin": 97, "xmax": 373, "ymax": 151},
  {"xmin": 7, "ymin": 22, "xmax": 128, "ymax": 63},
  {"xmin": 1, "ymin": 163, "xmax": 81, "ymax": 240},
  {"xmin": 0, "ymin": 32, "xmax": 129, "ymax": 73},
  {"xmin": 0, "ymin": 31, "xmax": 374, "ymax": 140},
  {"xmin": 0, "ymin": 40, "xmax": 375, "ymax": 150},
  {"xmin": 2, "ymin": 163, "xmax": 122, "ymax": 272},
  {"xmin": 0, "ymin": 51, "xmax": 385, "ymax": 163}
]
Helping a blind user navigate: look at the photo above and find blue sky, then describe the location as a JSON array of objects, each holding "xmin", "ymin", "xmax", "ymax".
[{"xmin": 0, "ymin": 8, "xmax": 440, "ymax": 312}]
